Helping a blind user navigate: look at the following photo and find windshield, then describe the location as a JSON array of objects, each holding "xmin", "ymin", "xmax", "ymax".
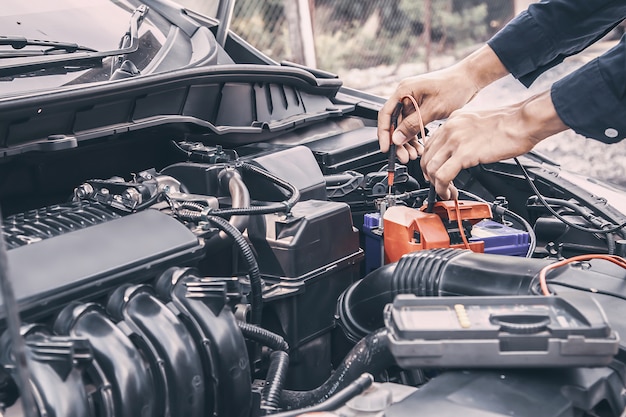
[{"xmin": 0, "ymin": 0, "xmax": 165, "ymax": 95}]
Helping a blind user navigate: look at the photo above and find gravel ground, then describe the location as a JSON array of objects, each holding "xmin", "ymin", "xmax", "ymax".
[{"xmin": 339, "ymin": 42, "xmax": 626, "ymax": 188}]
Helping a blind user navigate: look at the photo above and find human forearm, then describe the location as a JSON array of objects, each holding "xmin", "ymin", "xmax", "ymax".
[
  {"xmin": 458, "ymin": 44, "xmax": 510, "ymax": 92},
  {"xmin": 377, "ymin": 45, "xmax": 510, "ymax": 162},
  {"xmin": 421, "ymin": 90, "xmax": 568, "ymax": 199},
  {"xmin": 519, "ymin": 90, "xmax": 569, "ymax": 145}
]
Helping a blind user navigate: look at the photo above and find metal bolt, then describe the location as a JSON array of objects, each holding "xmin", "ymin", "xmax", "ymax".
[
  {"xmin": 122, "ymin": 188, "xmax": 142, "ymax": 204},
  {"xmin": 74, "ymin": 183, "xmax": 94, "ymax": 199}
]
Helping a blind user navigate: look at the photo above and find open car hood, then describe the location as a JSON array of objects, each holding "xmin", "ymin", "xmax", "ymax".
[{"xmin": 0, "ymin": 1, "xmax": 625, "ymax": 417}]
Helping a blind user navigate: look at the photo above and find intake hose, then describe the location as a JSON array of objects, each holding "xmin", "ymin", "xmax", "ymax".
[
  {"xmin": 337, "ymin": 248, "xmax": 555, "ymax": 342},
  {"xmin": 270, "ymin": 374, "xmax": 373, "ymax": 417},
  {"xmin": 279, "ymin": 328, "xmax": 393, "ymax": 410}
]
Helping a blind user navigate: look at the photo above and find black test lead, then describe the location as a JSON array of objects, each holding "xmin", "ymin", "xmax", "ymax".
[{"xmin": 388, "ymin": 102, "xmax": 403, "ymax": 194}]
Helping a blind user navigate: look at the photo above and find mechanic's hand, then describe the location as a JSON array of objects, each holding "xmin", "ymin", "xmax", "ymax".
[
  {"xmin": 421, "ymin": 91, "xmax": 569, "ymax": 200},
  {"xmin": 377, "ymin": 66, "xmax": 478, "ymax": 164},
  {"xmin": 377, "ymin": 45, "xmax": 509, "ymax": 164}
]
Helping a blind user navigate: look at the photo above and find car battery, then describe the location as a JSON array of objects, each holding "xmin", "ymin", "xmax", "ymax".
[
  {"xmin": 362, "ymin": 212, "xmax": 383, "ymax": 274},
  {"xmin": 470, "ymin": 219, "xmax": 530, "ymax": 256}
]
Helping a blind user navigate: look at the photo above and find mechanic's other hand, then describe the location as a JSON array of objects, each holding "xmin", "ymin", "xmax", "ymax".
[
  {"xmin": 377, "ymin": 66, "xmax": 479, "ymax": 163},
  {"xmin": 421, "ymin": 91, "xmax": 569, "ymax": 200}
]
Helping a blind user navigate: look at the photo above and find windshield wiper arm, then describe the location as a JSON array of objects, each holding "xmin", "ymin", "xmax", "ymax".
[
  {"xmin": 0, "ymin": 36, "xmax": 98, "ymax": 58},
  {"xmin": 0, "ymin": 4, "xmax": 149, "ymax": 77},
  {"xmin": 111, "ymin": 4, "xmax": 148, "ymax": 71}
]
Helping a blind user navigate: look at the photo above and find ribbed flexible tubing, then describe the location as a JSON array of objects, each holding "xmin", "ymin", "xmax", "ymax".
[
  {"xmin": 279, "ymin": 328, "xmax": 393, "ymax": 410},
  {"xmin": 237, "ymin": 321, "xmax": 289, "ymax": 352},
  {"xmin": 205, "ymin": 215, "xmax": 263, "ymax": 325},
  {"xmin": 337, "ymin": 248, "xmax": 552, "ymax": 341},
  {"xmin": 261, "ymin": 351, "xmax": 290, "ymax": 413}
]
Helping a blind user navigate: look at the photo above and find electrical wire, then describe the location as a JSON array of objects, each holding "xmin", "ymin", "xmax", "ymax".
[
  {"xmin": 397, "ymin": 94, "xmax": 471, "ymax": 249},
  {"xmin": 538, "ymin": 254, "xmax": 626, "ymax": 296},
  {"xmin": 454, "ymin": 201, "xmax": 471, "ymax": 249},
  {"xmin": 547, "ymin": 281, "xmax": 626, "ymax": 302},
  {"xmin": 514, "ymin": 157, "xmax": 626, "ymax": 234}
]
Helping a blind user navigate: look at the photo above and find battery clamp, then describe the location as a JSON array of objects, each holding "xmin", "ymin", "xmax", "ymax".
[
  {"xmin": 383, "ymin": 201, "xmax": 491, "ymax": 263},
  {"xmin": 384, "ymin": 292, "xmax": 619, "ymax": 368}
]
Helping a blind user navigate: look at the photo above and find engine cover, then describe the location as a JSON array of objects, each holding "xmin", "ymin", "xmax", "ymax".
[{"xmin": 3, "ymin": 208, "xmax": 205, "ymax": 321}]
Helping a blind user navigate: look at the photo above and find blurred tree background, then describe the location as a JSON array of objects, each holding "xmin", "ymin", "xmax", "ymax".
[
  {"xmin": 179, "ymin": 0, "xmax": 515, "ymax": 85},
  {"xmin": 312, "ymin": 0, "xmax": 510, "ymax": 71}
]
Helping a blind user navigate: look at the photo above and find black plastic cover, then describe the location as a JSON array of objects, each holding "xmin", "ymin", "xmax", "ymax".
[
  {"xmin": 247, "ymin": 200, "xmax": 361, "ymax": 278},
  {"xmin": 4, "ymin": 209, "xmax": 204, "ymax": 321},
  {"xmin": 246, "ymin": 200, "xmax": 363, "ymax": 389},
  {"xmin": 385, "ymin": 293, "xmax": 619, "ymax": 368},
  {"xmin": 302, "ymin": 125, "xmax": 384, "ymax": 174},
  {"xmin": 240, "ymin": 146, "xmax": 327, "ymax": 201},
  {"xmin": 0, "ymin": 66, "xmax": 349, "ymax": 156},
  {"xmin": 386, "ymin": 366, "xmax": 626, "ymax": 417}
]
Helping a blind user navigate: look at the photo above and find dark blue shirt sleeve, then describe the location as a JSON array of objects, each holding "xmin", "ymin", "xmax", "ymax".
[
  {"xmin": 487, "ymin": 0, "xmax": 626, "ymax": 143},
  {"xmin": 552, "ymin": 38, "xmax": 626, "ymax": 143}
]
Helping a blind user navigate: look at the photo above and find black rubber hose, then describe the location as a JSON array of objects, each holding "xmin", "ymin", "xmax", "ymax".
[
  {"xmin": 529, "ymin": 195, "xmax": 622, "ymax": 254},
  {"xmin": 175, "ymin": 209, "xmax": 204, "ymax": 222},
  {"xmin": 205, "ymin": 215, "xmax": 263, "ymax": 325},
  {"xmin": 606, "ymin": 230, "xmax": 616, "ymax": 255},
  {"xmin": 517, "ymin": 158, "xmax": 626, "ymax": 234},
  {"xmin": 178, "ymin": 201, "xmax": 206, "ymax": 212},
  {"xmin": 237, "ymin": 321, "xmax": 289, "ymax": 352},
  {"xmin": 270, "ymin": 373, "xmax": 373, "ymax": 417},
  {"xmin": 207, "ymin": 162, "xmax": 300, "ymax": 217},
  {"xmin": 261, "ymin": 351, "xmax": 290, "ymax": 414},
  {"xmin": 279, "ymin": 328, "xmax": 393, "ymax": 410}
]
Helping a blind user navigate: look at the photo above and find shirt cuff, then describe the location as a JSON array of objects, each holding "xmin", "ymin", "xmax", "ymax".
[
  {"xmin": 552, "ymin": 59, "xmax": 626, "ymax": 143},
  {"xmin": 488, "ymin": 12, "xmax": 560, "ymax": 87}
]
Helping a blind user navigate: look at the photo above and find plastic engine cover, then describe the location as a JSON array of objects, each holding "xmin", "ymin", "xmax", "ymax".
[{"xmin": 2, "ymin": 209, "xmax": 205, "ymax": 321}]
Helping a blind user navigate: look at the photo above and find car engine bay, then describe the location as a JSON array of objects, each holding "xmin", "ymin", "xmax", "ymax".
[
  {"xmin": 1, "ymin": 1, "xmax": 626, "ymax": 415},
  {"xmin": 0, "ymin": 115, "xmax": 625, "ymax": 417}
]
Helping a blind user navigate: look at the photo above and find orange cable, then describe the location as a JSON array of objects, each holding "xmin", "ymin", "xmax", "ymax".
[
  {"xmin": 454, "ymin": 201, "xmax": 471, "ymax": 249},
  {"xmin": 399, "ymin": 95, "xmax": 471, "ymax": 250},
  {"xmin": 539, "ymin": 254, "xmax": 626, "ymax": 296}
]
